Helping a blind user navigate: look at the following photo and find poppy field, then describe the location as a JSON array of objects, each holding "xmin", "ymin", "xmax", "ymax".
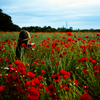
[{"xmin": 0, "ymin": 32, "xmax": 100, "ymax": 100}]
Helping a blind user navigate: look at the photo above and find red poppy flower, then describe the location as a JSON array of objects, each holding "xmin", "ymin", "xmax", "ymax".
[
  {"xmin": 52, "ymin": 56, "xmax": 55, "ymax": 60},
  {"xmin": 55, "ymin": 47, "xmax": 60, "ymax": 51},
  {"xmin": 80, "ymin": 94, "xmax": 92, "ymax": 100},
  {"xmin": 63, "ymin": 36, "xmax": 65, "ymax": 39},
  {"xmin": 51, "ymin": 74, "xmax": 61, "ymax": 82},
  {"xmin": 5, "ymin": 39, "xmax": 9, "ymax": 42},
  {"xmin": 32, "ymin": 78, "xmax": 40, "ymax": 85},
  {"xmin": 82, "ymin": 40, "xmax": 86, "ymax": 44},
  {"xmin": 91, "ymin": 60, "xmax": 97, "ymax": 65},
  {"xmin": 89, "ymin": 58, "xmax": 93, "ymax": 62},
  {"xmin": 41, "ymin": 70, "xmax": 45, "ymax": 74},
  {"xmin": 90, "ymin": 39, "xmax": 95, "ymax": 43},
  {"xmin": 82, "ymin": 49, "xmax": 87, "ymax": 54},
  {"xmin": 74, "ymin": 35, "xmax": 77, "ymax": 38},
  {"xmin": 14, "ymin": 60, "xmax": 21, "ymax": 65},
  {"xmin": 22, "ymin": 43, "xmax": 26, "ymax": 47},
  {"xmin": 0, "ymin": 57, "xmax": 3, "ymax": 64},
  {"xmin": 28, "ymin": 87, "xmax": 39, "ymax": 100},
  {"xmin": 86, "ymin": 36, "xmax": 88, "ymax": 38},
  {"xmin": 51, "ymin": 49, "xmax": 54, "ymax": 53},
  {"xmin": 64, "ymin": 44, "xmax": 68, "ymax": 48},
  {"xmin": 36, "ymin": 59, "xmax": 39, "ymax": 63},
  {"xmin": 40, "ymin": 60, "xmax": 45, "ymax": 64},
  {"xmin": 26, "ymin": 54, "xmax": 29, "ymax": 57},
  {"xmin": 84, "ymin": 85, "xmax": 89, "ymax": 93},
  {"xmin": 81, "ymin": 57, "xmax": 88, "ymax": 63},
  {"xmin": 12, "ymin": 38, "xmax": 15, "ymax": 41},
  {"xmin": 21, "ymin": 70, "xmax": 27, "ymax": 76},
  {"xmin": 60, "ymin": 53, "xmax": 63, "ymax": 57},
  {"xmin": 96, "ymin": 33, "xmax": 99, "ymax": 36},
  {"xmin": 19, "ymin": 67, "xmax": 26, "ymax": 76},
  {"xmin": 7, "ymin": 64, "xmax": 12, "ymax": 68},
  {"xmin": 59, "ymin": 84, "xmax": 64, "ymax": 89},
  {"xmin": 32, "ymin": 62, "xmax": 38, "ymax": 65},
  {"xmin": 70, "ymin": 46, "xmax": 74, "ymax": 51},
  {"xmin": 2, "ymin": 49, "xmax": 6, "ymax": 52},
  {"xmin": 55, "ymin": 62, "xmax": 59, "ymax": 65},
  {"xmin": 46, "ymin": 84, "xmax": 55, "ymax": 95},
  {"xmin": 83, "ymin": 69, "xmax": 88, "ymax": 75},
  {"xmin": 17, "ymin": 63, "xmax": 26, "ymax": 68},
  {"xmin": 0, "ymin": 86, "xmax": 5, "ymax": 92},
  {"xmin": 60, "ymin": 70, "xmax": 68, "ymax": 75},
  {"xmin": 94, "ymin": 65, "xmax": 99, "ymax": 71},
  {"xmin": 8, "ymin": 74, "xmax": 16, "ymax": 82},
  {"xmin": 38, "ymin": 75, "xmax": 43, "ymax": 80},
  {"xmin": 63, "ymin": 73, "xmax": 71, "ymax": 79},
  {"xmin": 97, "ymin": 37, "xmax": 100, "ymax": 40},
  {"xmin": 67, "ymin": 38, "xmax": 72, "ymax": 42},
  {"xmin": 66, "ymin": 32, "xmax": 72, "ymax": 36},
  {"xmin": 26, "ymin": 63, "xmax": 29, "ymax": 67},
  {"xmin": 26, "ymin": 81, "xmax": 31, "ymax": 87},
  {"xmin": 47, "ymin": 38, "xmax": 50, "ymax": 40},
  {"xmin": 78, "ymin": 58, "xmax": 81, "ymax": 62},
  {"xmin": 6, "ymin": 58, "xmax": 9, "ymax": 62},
  {"xmin": 35, "ymin": 35, "xmax": 37, "ymax": 37},
  {"xmin": 94, "ymin": 70, "xmax": 99, "ymax": 78},
  {"xmin": 73, "ymin": 80, "xmax": 79, "ymax": 85},
  {"xmin": 78, "ymin": 37, "xmax": 81, "ymax": 40},
  {"xmin": 6, "ymin": 56, "xmax": 9, "ymax": 62},
  {"xmin": 64, "ymin": 86, "xmax": 71, "ymax": 92},
  {"xmin": 0, "ymin": 47, "xmax": 2, "ymax": 51},
  {"xmin": 26, "ymin": 81, "xmax": 35, "ymax": 87},
  {"xmin": 60, "ymin": 70, "xmax": 71, "ymax": 78},
  {"xmin": 63, "ymin": 52, "xmax": 67, "ymax": 56},
  {"xmin": 28, "ymin": 72, "xmax": 36, "ymax": 79},
  {"xmin": 51, "ymin": 43, "xmax": 56, "ymax": 49}
]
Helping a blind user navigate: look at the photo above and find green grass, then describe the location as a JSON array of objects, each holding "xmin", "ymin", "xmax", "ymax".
[{"xmin": 0, "ymin": 32, "xmax": 100, "ymax": 100}]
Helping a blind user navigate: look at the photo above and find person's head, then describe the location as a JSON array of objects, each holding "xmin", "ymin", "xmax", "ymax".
[{"xmin": 18, "ymin": 30, "xmax": 31, "ymax": 46}]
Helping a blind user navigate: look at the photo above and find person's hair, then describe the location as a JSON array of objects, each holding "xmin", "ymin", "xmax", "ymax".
[{"xmin": 16, "ymin": 30, "xmax": 31, "ymax": 58}]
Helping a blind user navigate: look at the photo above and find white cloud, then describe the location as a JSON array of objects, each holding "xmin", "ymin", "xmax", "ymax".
[
  {"xmin": 1, "ymin": 0, "xmax": 100, "ymax": 29},
  {"xmin": 40, "ymin": 0, "xmax": 100, "ymax": 9}
]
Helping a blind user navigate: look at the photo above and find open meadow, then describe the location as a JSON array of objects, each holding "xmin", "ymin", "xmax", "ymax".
[{"xmin": 0, "ymin": 32, "xmax": 100, "ymax": 100}]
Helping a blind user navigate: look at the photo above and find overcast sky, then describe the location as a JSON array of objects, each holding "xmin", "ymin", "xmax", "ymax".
[{"xmin": 0, "ymin": 0, "xmax": 100, "ymax": 29}]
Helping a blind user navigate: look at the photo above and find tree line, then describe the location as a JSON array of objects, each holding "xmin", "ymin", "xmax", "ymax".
[
  {"xmin": 0, "ymin": 9, "xmax": 20, "ymax": 31},
  {"xmin": 0, "ymin": 9, "xmax": 100, "ymax": 32}
]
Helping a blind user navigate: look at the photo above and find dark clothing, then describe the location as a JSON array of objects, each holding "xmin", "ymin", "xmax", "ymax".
[{"xmin": 16, "ymin": 44, "xmax": 32, "ymax": 59}]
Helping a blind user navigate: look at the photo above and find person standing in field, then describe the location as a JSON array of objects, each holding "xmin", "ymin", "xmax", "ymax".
[{"xmin": 16, "ymin": 30, "xmax": 35, "ymax": 58}]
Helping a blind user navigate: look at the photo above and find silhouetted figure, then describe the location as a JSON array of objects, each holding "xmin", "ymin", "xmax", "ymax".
[{"xmin": 16, "ymin": 30, "xmax": 32, "ymax": 58}]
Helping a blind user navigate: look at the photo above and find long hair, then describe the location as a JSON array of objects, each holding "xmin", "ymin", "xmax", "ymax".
[{"xmin": 16, "ymin": 30, "xmax": 31, "ymax": 58}]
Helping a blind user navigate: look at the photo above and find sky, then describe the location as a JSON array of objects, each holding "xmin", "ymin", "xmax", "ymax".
[{"xmin": 0, "ymin": 0, "xmax": 100, "ymax": 29}]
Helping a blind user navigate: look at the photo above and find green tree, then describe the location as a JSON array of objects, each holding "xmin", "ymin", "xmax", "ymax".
[{"xmin": 0, "ymin": 9, "xmax": 20, "ymax": 31}]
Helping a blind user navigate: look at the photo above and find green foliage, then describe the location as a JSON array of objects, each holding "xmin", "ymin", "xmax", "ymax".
[
  {"xmin": 0, "ymin": 9, "xmax": 20, "ymax": 31},
  {"xmin": 0, "ymin": 32, "xmax": 100, "ymax": 99}
]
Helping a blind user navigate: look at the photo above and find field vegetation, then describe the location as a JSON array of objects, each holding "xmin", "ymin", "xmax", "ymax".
[{"xmin": 0, "ymin": 32, "xmax": 100, "ymax": 100}]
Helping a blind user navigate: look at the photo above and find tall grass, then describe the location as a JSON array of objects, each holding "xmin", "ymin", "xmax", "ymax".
[{"xmin": 0, "ymin": 32, "xmax": 100, "ymax": 100}]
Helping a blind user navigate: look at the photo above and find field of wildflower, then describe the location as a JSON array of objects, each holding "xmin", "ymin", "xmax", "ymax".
[{"xmin": 0, "ymin": 31, "xmax": 100, "ymax": 100}]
